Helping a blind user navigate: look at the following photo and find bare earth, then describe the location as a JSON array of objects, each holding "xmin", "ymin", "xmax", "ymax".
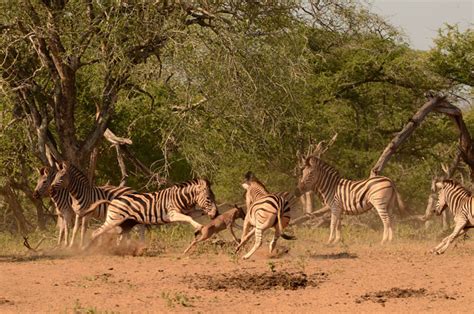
[{"xmin": 1, "ymin": 239, "xmax": 473, "ymax": 313}]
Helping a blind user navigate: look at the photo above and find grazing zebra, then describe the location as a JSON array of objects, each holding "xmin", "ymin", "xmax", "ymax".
[
  {"xmin": 79, "ymin": 179, "xmax": 218, "ymax": 249},
  {"xmin": 236, "ymin": 172, "xmax": 295, "ymax": 260},
  {"xmin": 51, "ymin": 161, "xmax": 137, "ymax": 247},
  {"xmin": 296, "ymin": 156, "xmax": 402, "ymax": 244},
  {"xmin": 431, "ymin": 180, "xmax": 474, "ymax": 254},
  {"xmin": 33, "ymin": 167, "xmax": 75, "ymax": 247}
]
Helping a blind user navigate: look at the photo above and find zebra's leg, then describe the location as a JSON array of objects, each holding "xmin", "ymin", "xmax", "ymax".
[
  {"xmin": 83, "ymin": 219, "xmax": 125, "ymax": 251},
  {"xmin": 432, "ymin": 221, "xmax": 467, "ymax": 254},
  {"xmin": 374, "ymin": 205, "xmax": 392, "ymax": 244},
  {"xmin": 79, "ymin": 216, "xmax": 89, "ymax": 248},
  {"xmin": 387, "ymin": 216, "xmax": 394, "ymax": 242},
  {"xmin": 168, "ymin": 210, "xmax": 203, "ymax": 230},
  {"xmin": 333, "ymin": 216, "xmax": 343, "ymax": 244},
  {"xmin": 328, "ymin": 207, "xmax": 340, "ymax": 244},
  {"xmin": 57, "ymin": 215, "xmax": 64, "ymax": 247},
  {"xmin": 69, "ymin": 214, "xmax": 81, "ymax": 248},
  {"xmin": 269, "ymin": 227, "xmax": 281, "ymax": 254},
  {"xmin": 243, "ymin": 228, "xmax": 263, "ymax": 260},
  {"xmin": 63, "ymin": 217, "xmax": 69, "ymax": 247}
]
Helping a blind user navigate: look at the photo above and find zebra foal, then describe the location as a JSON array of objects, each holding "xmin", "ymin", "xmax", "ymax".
[
  {"xmin": 296, "ymin": 156, "xmax": 403, "ymax": 244},
  {"xmin": 431, "ymin": 180, "xmax": 474, "ymax": 254},
  {"xmin": 236, "ymin": 172, "xmax": 295, "ymax": 260}
]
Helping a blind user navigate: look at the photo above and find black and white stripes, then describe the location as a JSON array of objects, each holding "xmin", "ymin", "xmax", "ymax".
[
  {"xmin": 236, "ymin": 172, "xmax": 294, "ymax": 259},
  {"xmin": 297, "ymin": 156, "xmax": 398, "ymax": 244},
  {"xmin": 81, "ymin": 179, "xmax": 218, "ymax": 247},
  {"xmin": 431, "ymin": 180, "xmax": 474, "ymax": 254},
  {"xmin": 51, "ymin": 162, "xmax": 135, "ymax": 247},
  {"xmin": 33, "ymin": 166, "xmax": 74, "ymax": 247}
]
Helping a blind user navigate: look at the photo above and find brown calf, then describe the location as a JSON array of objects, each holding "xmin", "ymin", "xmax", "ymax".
[{"xmin": 184, "ymin": 205, "xmax": 245, "ymax": 254}]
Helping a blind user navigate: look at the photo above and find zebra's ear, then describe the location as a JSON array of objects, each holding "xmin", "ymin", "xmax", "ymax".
[
  {"xmin": 435, "ymin": 181, "xmax": 444, "ymax": 189},
  {"xmin": 241, "ymin": 183, "xmax": 249, "ymax": 189},
  {"xmin": 244, "ymin": 171, "xmax": 254, "ymax": 181},
  {"xmin": 38, "ymin": 167, "xmax": 48, "ymax": 176},
  {"xmin": 306, "ymin": 156, "xmax": 316, "ymax": 167}
]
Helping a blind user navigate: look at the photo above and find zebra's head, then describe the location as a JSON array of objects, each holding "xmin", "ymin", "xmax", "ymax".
[
  {"xmin": 195, "ymin": 179, "xmax": 219, "ymax": 219},
  {"xmin": 434, "ymin": 180, "xmax": 448, "ymax": 215},
  {"xmin": 51, "ymin": 161, "xmax": 72, "ymax": 191},
  {"xmin": 33, "ymin": 166, "xmax": 56, "ymax": 199},
  {"xmin": 241, "ymin": 171, "xmax": 269, "ymax": 205},
  {"xmin": 295, "ymin": 156, "xmax": 319, "ymax": 197}
]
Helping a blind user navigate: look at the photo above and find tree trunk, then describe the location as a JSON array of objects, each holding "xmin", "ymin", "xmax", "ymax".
[
  {"xmin": 10, "ymin": 181, "xmax": 47, "ymax": 230},
  {"xmin": 371, "ymin": 96, "xmax": 474, "ymax": 179},
  {"xmin": 115, "ymin": 145, "xmax": 128, "ymax": 187},
  {"xmin": 0, "ymin": 184, "xmax": 30, "ymax": 234},
  {"xmin": 88, "ymin": 147, "xmax": 99, "ymax": 183}
]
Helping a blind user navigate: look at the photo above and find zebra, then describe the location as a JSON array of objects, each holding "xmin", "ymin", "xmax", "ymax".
[
  {"xmin": 79, "ymin": 179, "xmax": 218, "ymax": 249},
  {"xmin": 296, "ymin": 156, "xmax": 403, "ymax": 244},
  {"xmin": 33, "ymin": 166, "xmax": 75, "ymax": 247},
  {"xmin": 51, "ymin": 161, "xmax": 138, "ymax": 247},
  {"xmin": 235, "ymin": 172, "xmax": 295, "ymax": 260},
  {"xmin": 431, "ymin": 180, "xmax": 474, "ymax": 254}
]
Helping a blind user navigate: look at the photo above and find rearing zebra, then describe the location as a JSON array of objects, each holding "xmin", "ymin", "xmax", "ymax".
[
  {"xmin": 431, "ymin": 180, "xmax": 474, "ymax": 254},
  {"xmin": 80, "ymin": 179, "xmax": 218, "ymax": 248},
  {"xmin": 236, "ymin": 172, "xmax": 295, "ymax": 260},
  {"xmin": 33, "ymin": 166, "xmax": 75, "ymax": 247},
  {"xmin": 51, "ymin": 161, "xmax": 136, "ymax": 247},
  {"xmin": 296, "ymin": 156, "xmax": 402, "ymax": 244}
]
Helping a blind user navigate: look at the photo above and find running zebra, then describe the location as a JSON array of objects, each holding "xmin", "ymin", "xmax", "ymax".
[
  {"xmin": 51, "ymin": 161, "xmax": 136, "ymax": 247},
  {"xmin": 236, "ymin": 172, "xmax": 295, "ymax": 260},
  {"xmin": 33, "ymin": 166, "xmax": 75, "ymax": 247},
  {"xmin": 431, "ymin": 180, "xmax": 474, "ymax": 254},
  {"xmin": 296, "ymin": 156, "xmax": 402, "ymax": 244},
  {"xmin": 79, "ymin": 179, "xmax": 218, "ymax": 249}
]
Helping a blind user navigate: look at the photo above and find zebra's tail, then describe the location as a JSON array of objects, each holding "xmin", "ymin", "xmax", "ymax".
[
  {"xmin": 395, "ymin": 191, "xmax": 411, "ymax": 217},
  {"xmin": 276, "ymin": 192, "xmax": 297, "ymax": 240},
  {"xmin": 79, "ymin": 200, "xmax": 111, "ymax": 218}
]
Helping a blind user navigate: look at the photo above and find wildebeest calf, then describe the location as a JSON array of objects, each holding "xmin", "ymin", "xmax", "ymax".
[{"xmin": 184, "ymin": 205, "xmax": 245, "ymax": 254}]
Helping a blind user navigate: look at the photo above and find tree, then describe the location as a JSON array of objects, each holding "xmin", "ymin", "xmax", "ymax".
[{"xmin": 0, "ymin": 0, "xmax": 259, "ymax": 170}]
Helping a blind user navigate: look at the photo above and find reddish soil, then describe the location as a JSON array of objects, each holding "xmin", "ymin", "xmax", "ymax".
[{"xmin": 1, "ymin": 240, "xmax": 473, "ymax": 313}]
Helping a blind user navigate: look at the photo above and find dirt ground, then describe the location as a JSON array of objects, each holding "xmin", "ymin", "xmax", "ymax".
[{"xmin": 1, "ymin": 236, "xmax": 473, "ymax": 313}]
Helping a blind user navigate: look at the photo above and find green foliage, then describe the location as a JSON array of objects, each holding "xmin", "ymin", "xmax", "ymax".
[
  {"xmin": 430, "ymin": 24, "xmax": 474, "ymax": 87},
  {"xmin": 0, "ymin": 1, "xmax": 472, "ymax": 232}
]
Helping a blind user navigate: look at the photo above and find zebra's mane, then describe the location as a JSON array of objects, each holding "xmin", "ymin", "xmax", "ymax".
[
  {"xmin": 309, "ymin": 156, "xmax": 341, "ymax": 178},
  {"xmin": 244, "ymin": 172, "xmax": 269, "ymax": 194},
  {"xmin": 68, "ymin": 163, "xmax": 91, "ymax": 185},
  {"xmin": 444, "ymin": 180, "xmax": 472, "ymax": 197},
  {"xmin": 173, "ymin": 178, "xmax": 209, "ymax": 189}
]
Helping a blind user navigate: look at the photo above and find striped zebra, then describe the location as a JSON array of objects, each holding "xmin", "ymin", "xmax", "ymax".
[
  {"xmin": 236, "ymin": 172, "xmax": 295, "ymax": 260},
  {"xmin": 51, "ymin": 161, "xmax": 137, "ymax": 247},
  {"xmin": 79, "ymin": 179, "xmax": 218, "ymax": 249},
  {"xmin": 33, "ymin": 167, "xmax": 75, "ymax": 247},
  {"xmin": 296, "ymin": 156, "xmax": 403, "ymax": 244},
  {"xmin": 431, "ymin": 180, "xmax": 474, "ymax": 254}
]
